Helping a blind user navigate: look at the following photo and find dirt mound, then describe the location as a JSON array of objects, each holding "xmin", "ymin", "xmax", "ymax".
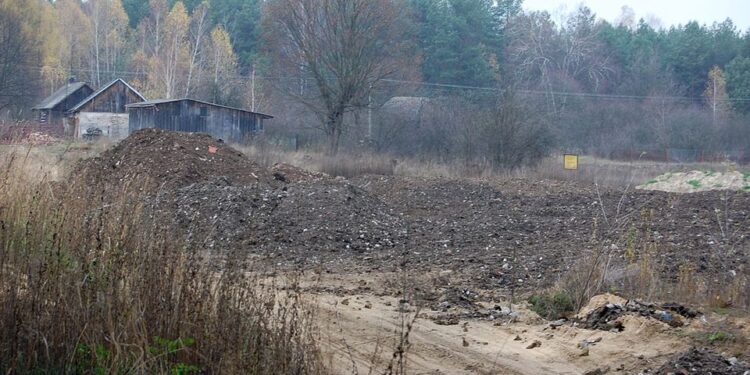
[
  {"xmin": 71, "ymin": 128, "xmax": 277, "ymax": 196},
  {"xmin": 271, "ymin": 163, "xmax": 328, "ymax": 183},
  {"xmin": 656, "ymin": 347, "xmax": 749, "ymax": 375},
  {"xmin": 638, "ymin": 170, "xmax": 750, "ymax": 193},
  {"xmin": 256, "ymin": 179, "xmax": 405, "ymax": 263},
  {"xmin": 160, "ymin": 177, "xmax": 280, "ymax": 251}
]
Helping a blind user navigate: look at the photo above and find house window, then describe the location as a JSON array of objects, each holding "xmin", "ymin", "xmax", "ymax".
[{"xmin": 200, "ymin": 107, "xmax": 208, "ymax": 117}]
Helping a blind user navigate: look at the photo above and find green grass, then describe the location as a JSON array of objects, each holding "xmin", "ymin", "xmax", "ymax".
[
  {"xmin": 707, "ymin": 331, "xmax": 733, "ymax": 343},
  {"xmin": 743, "ymin": 185, "xmax": 750, "ymax": 191},
  {"xmin": 645, "ymin": 179, "xmax": 658, "ymax": 185},
  {"xmin": 528, "ymin": 292, "xmax": 574, "ymax": 320},
  {"xmin": 687, "ymin": 179, "xmax": 702, "ymax": 189}
]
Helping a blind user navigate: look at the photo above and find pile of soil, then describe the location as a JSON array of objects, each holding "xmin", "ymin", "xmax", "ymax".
[
  {"xmin": 639, "ymin": 170, "xmax": 750, "ymax": 193},
  {"xmin": 66, "ymin": 130, "xmax": 750, "ymax": 292},
  {"xmin": 69, "ymin": 129, "xmax": 405, "ymax": 264},
  {"xmin": 270, "ymin": 163, "xmax": 328, "ymax": 183},
  {"xmin": 70, "ymin": 128, "xmax": 277, "ymax": 197},
  {"xmin": 350, "ymin": 175, "xmax": 750, "ymax": 291},
  {"xmin": 656, "ymin": 347, "xmax": 749, "ymax": 375},
  {"xmin": 254, "ymin": 179, "xmax": 405, "ymax": 263}
]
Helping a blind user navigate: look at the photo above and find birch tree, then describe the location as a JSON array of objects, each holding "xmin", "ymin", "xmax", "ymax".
[
  {"xmin": 185, "ymin": 1, "xmax": 209, "ymax": 97},
  {"xmin": 704, "ymin": 65, "xmax": 729, "ymax": 125},
  {"xmin": 208, "ymin": 25, "xmax": 238, "ymax": 105}
]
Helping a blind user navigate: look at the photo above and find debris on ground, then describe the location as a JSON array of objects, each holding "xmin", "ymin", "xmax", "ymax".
[
  {"xmin": 577, "ymin": 296, "xmax": 701, "ymax": 331},
  {"xmin": 655, "ymin": 347, "xmax": 750, "ymax": 375}
]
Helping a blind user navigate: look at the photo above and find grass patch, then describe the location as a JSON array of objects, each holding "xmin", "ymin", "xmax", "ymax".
[
  {"xmin": 645, "ymin": 179, "xmax": 658, "ymax": 185},
  {"xmin": 687, "ymin": 179, "xmax": 702, "ymax": 189},
  {"xmin": 528, "ymin": 292, "xmax": 575, "ymax": 320},
  {"xmin": 707, "ymin": 331, "xmax": 733, "ymax": 343}
]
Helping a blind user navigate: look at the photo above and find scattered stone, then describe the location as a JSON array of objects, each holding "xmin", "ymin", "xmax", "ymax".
[
  {"xmin": 583, "ymin": 366, "xmax": 610, "ymax": 375},
  {"xmin": 526, "ymin": 340, "xmax": 542, "ymax": 349},
  {"xmin": 579, "ymin": 347, "xmax": 590, "ymax": 357}
]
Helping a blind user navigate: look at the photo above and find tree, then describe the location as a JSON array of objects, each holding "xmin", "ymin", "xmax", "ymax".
[
  {"xmin": 141, "ymin": 0, "xmax": 188, "ymax": 98},
  {"xmin": 267, "ymin": 0, "xmax": 410, "ymax": 155},
  {"xmin": 209, "ymin": 0, "xmax": 263, "ymax": 67},
  {"xmin": 208, "ymin": 25, "xmax": 239, "ymax": 106},
  {"xmin": 87, "ymin": 0, "xmax": 130, "ymax": 86},
  {"xmin": 703, "ymin": 66, "xmax": 729, "ymax": 125},
  {"xmin": 0, "ymin": 0, "xmax": 43, "ymax": 112},
  {"xmin": 410, "ymin": 0, "xmax": 504, "ymax": 86},
  {"xmin": 726, "ymin": 56, "xmax": 750, "ymax": 113},
  {"xmin": 184, "ymin": 1, "xmax": 209, "ymax": 97},
  {"xmin": 665, "ymin": 22, "xmax": 712, "ymax": 96}
]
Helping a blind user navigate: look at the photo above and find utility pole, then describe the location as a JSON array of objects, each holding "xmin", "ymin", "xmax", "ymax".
[
  {"xmin": 251, "ymin": 64, "xmax": 256, "ymax": 112},
  {"xmin": 367, "ymin": 84, "xmax": 372, "ymax": 139}
]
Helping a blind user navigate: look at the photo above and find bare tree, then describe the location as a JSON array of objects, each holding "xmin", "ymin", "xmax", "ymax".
[{"xmin": 267, "ymin": 0, "xmax": 409, "ymax": 155}]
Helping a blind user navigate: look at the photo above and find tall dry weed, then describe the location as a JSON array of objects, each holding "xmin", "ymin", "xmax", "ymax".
[{"xmin": 0, "ymin": 146, "xmax": 324, "ymax": 374}]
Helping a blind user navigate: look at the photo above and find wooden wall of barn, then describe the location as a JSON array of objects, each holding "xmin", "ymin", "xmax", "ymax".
[
  {"xmin": 77, "ymin": 81, "xmax": 143, "ymax": 113},
  {"xmin": 128, "ymin": 100, "xmax": 263, "ymax": 143}
]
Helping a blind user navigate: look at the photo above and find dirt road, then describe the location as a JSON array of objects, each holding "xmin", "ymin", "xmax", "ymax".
[{"xmin": 308, "ymin": 273, "xmax": 692, "ymax": 375}]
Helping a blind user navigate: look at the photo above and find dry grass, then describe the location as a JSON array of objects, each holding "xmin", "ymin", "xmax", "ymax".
[
  {"xmin": 240, "ymin": 142, "xmax": 747, "ymax": 187},
  {"xmin": 0, "ymin": 145, "xmax": 324, "ymax": 374}
]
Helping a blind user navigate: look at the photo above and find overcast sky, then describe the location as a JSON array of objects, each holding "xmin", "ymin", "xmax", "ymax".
[{"xmin": 522, "ymin": 0, "xmax": 750, "ymax": 32}]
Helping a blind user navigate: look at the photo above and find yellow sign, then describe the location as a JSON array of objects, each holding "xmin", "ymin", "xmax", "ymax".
[{"xmin": 563, "ymin": 154, "xmax": 578, "ymax": 170}]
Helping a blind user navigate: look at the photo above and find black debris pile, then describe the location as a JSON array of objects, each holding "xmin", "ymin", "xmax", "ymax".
[{"xmin": 655, "ymin": 347, "xmax": 748, "ymax": 375}]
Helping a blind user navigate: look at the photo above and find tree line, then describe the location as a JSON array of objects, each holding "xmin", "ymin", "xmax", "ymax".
[{"xmin": 1, "ymin": 0, "xmax": 750, "ymax": 163}]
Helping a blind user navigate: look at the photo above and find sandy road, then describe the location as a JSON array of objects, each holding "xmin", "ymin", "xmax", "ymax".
[{"xmin": 309, "ymin": 274, "xmax": 690, "ymax": 375}]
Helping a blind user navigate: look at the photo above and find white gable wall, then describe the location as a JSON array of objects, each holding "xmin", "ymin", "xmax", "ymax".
[{"xmin": 75, "ymin": 112, "xmax": 130, "ymax": 141}]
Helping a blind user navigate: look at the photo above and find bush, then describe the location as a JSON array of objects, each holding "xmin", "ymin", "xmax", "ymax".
[{"xmin": 527, "ymin": 292, "xmax": 575, "ymax": 320}]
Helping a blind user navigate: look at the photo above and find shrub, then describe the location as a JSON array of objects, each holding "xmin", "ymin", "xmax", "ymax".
[{"xmin": 527, "ymin": 292, "xmax": 575, "ymax": 320}]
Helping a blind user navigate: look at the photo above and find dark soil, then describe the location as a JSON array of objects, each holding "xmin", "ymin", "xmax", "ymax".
[
  {"xmin": 655, "ymin": 347, "xmax": 749, "ymax": 375},
  {"xmin": 68, "ymin": 130, "xmax": 750, "ymax": 294},
  {"xmin": 70, "ymin": 128, "xmax": 277, "ymax": 197}
]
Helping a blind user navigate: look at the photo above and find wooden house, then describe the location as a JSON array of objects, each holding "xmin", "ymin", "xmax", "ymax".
[
  {"xmin": 32, "ymin": 81, "xmax": 93, "ymax": 134},
  {"xmin": 127, "ymin": 99, "xmax": 272, "ymax": 143},
  {"xmin": 67, "ymin": 78, "xmax": 146, "ymax": 140}
]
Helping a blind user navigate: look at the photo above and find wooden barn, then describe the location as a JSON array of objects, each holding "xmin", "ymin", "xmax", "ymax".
[
  {"xmin": 127, "ymin": 99, "xmax": 272, "ymax": 143},
  {"xmin": 67, "ymin": 78, "xmax": 146, "ymax": 140},
  {"xmin": 32, "ymin": 81, "xmax": 94, "ymax": 132}
]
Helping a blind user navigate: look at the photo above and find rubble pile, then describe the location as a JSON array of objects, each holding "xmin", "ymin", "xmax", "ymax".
[
  {"xmin": 656, "ymin": 347, "xmax": 749, "ymax": 375},
  {"xmin": 578, "ymin": 299, "xmax": 701, "ymax": 331}
]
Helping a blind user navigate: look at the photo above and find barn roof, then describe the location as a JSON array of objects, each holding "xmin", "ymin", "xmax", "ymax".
[
  {"xmin": 126, "ymin": 98, "xmax": 273, "ymax": 119},
  {"xmin": 33, "ymin": 82, "xmax": 92, "ymax": 110},
  {"xmin": 68, "ymin": 78, "xmax": 146, "ymax": 113}
]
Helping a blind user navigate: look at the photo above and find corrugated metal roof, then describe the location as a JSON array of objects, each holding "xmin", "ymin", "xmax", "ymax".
[
  {"xmin": 68, "ymin": 78, "xmax": 146, "ymax": 113},
  {"xmin": 33, "ymin": 82, "xmax": 91, "ymax": 110},
  {"xmin": 126, "ymin": 98, "xmax": 274, "ymax": 119}
]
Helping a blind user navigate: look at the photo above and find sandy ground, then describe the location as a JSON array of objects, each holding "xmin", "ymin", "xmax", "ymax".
[
  {"xmin": 638, "ymin": 170, "xmax": 750, "ymax": 193},
  {"xmin": 308, "ymin": 273, "xmax": 697, "ymax": 375}
]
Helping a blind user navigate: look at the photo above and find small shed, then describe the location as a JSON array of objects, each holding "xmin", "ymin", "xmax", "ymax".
[
  {"xmin": 32, "ymin": 82, "xmax": 94, "ymax": 132},
  {"xmin": 67, "ymin": 78, "xmax": 146, "ymax": 140},
  {"xmin": 127, "ymin": 99, "xmax": 272, "ymax": 143}
]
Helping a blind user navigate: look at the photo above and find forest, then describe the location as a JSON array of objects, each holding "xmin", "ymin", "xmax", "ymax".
[{"xmin": 1, "ymin": 0, "xmax": 750, "ymax": 165}]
